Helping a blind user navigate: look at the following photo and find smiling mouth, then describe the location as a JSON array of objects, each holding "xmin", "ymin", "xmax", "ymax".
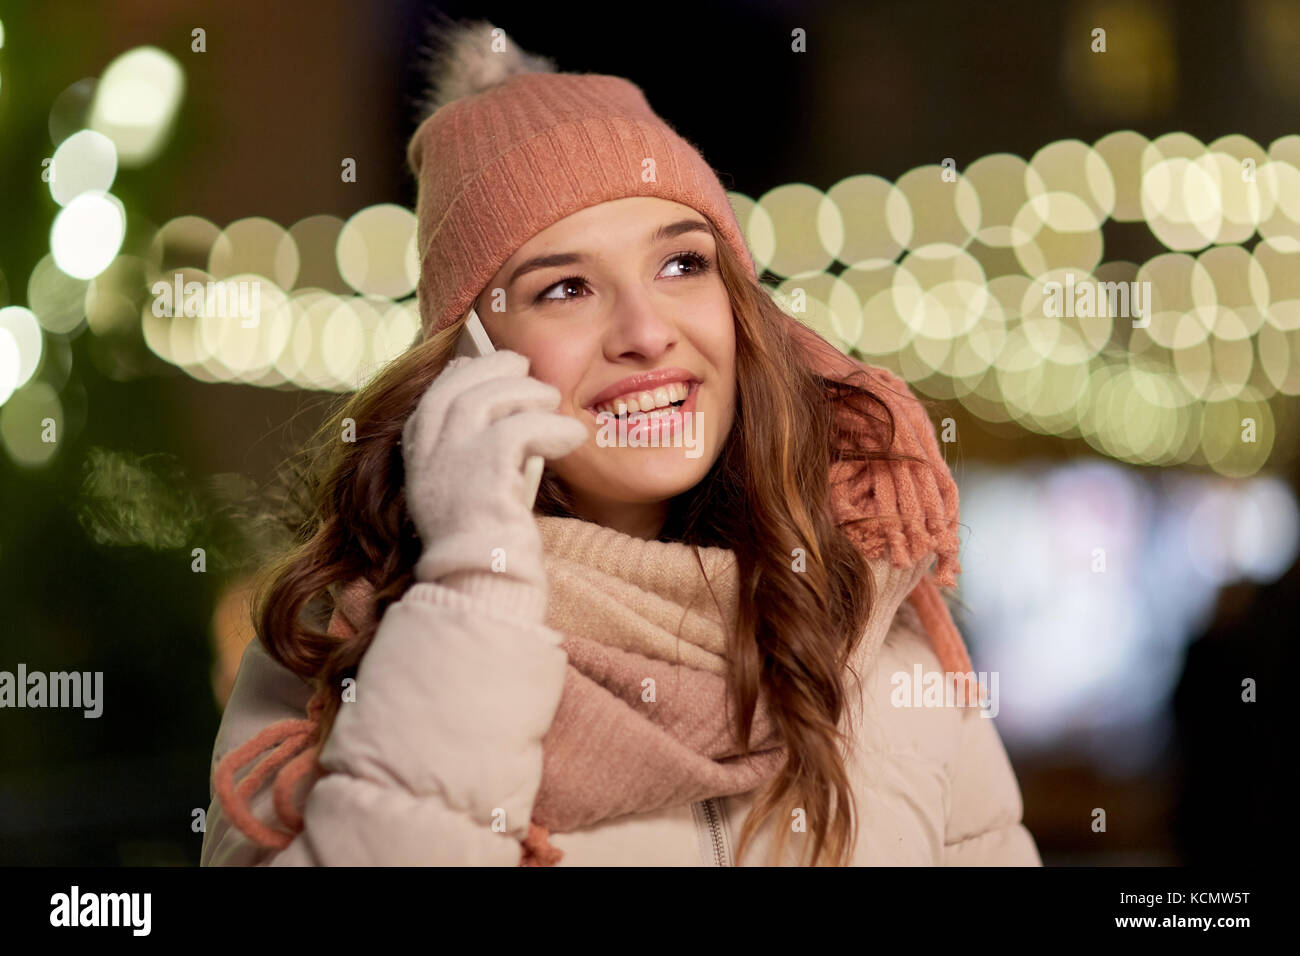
[{"xmin": 584, "ymin": 381, "xmax": 700, "ymax": 420}]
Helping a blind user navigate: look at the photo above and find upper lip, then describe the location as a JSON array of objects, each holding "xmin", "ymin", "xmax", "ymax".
[{"xmin": 585, "ymin": 367, "xmax": 700, "ymax": 410}]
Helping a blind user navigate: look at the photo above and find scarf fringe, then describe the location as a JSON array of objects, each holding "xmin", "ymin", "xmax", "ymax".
[
  {"xmin": 519, "ymin": 822, "xmax": 565, "ymax": 866},
  {"xmin": 212, "ymin": 685, "xmax": 328, "ymax": 850},
  {"xmin": 907, "ymin": 573, "xmax": 985, "ymax": 707}
]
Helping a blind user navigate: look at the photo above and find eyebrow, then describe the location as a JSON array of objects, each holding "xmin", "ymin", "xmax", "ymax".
[{"xmin": 507, "ymin": 218, "xmax": 713, "ymax": 288}]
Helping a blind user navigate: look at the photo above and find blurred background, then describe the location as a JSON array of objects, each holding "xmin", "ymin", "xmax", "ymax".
[{"xmin": 0, "ymin": 0, "xmax": 1293, "ymax": 865}]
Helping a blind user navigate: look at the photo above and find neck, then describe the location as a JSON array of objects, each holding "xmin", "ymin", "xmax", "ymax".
[{"xmin": 563, "ymin": 490, "xmax": 670, "ymax": 541}]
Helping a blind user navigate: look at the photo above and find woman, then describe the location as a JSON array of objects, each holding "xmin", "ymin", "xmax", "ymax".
[{"xmin": 201, "ymin": 20, "xmax": 1041, "ymax": 867}]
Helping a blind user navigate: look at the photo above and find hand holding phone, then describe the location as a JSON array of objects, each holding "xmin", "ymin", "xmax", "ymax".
[
  {"xmin": 454, "ymin": 308, "xmax": 546, "ymax": 510},
  {"xmin": 401, "ymin": 345, "xmax": 587, "ymax": 598}
]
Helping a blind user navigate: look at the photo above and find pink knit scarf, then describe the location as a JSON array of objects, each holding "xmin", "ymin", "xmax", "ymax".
[{"xmin": 213, "ymin": 320, "xmax": 969, "ymax": 866}]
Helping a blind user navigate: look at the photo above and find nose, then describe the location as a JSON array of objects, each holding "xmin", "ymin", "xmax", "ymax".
[{"xmin": 604, "ymin": 289, "xmax": 678, "ymax": 361}]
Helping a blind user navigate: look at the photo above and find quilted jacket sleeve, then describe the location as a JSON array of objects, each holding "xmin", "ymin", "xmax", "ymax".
[
  {"xmin": 942, "ymin": 704, "xmax": 1042, "ymax": 865},
  {"xmin": 201, "ymin": 577, "xmax": 568, "ymax": 866}
]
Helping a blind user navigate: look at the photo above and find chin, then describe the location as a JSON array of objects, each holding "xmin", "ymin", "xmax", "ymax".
[{"xmin": 561, "ymin": 449, "xmax": 714, "ymax": 504}]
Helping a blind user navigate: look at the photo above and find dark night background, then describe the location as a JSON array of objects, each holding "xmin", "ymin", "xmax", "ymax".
[{"xmin": 0, "ymin": 0, "xmax": 1293, "ymax": 865}]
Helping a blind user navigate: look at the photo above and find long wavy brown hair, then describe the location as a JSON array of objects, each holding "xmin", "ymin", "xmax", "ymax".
[{"xmin": 249, "ymin": 221, "xmax": 931, "ymax": 866}]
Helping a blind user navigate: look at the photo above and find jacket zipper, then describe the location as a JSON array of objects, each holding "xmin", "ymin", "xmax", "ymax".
[{"xmin": 697, "ymin": 798, "xmax": 732, "ymax": 866}]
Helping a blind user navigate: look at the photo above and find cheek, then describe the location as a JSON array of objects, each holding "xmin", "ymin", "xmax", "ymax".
[
  {"xmin": 702, "ymin": 309, "xmax": 737, "ymax": 399},
  {"xmin": 702, "ymin": 286, "xmax": 735, "ymax": 353},
  {"xmin": 508, "ymin": 335, "xmax": 587, "ymax": 407}
]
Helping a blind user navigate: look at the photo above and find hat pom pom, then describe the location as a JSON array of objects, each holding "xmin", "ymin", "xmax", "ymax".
[{"xmin": 418, "ymin": 17, "xmax": 556, "ymax": 120}]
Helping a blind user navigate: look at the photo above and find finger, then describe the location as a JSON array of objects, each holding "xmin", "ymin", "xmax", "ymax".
[
  {"xmin": 424, "ymin": 349, "xmax": 532, "ymax": 415},
  {"xmin": 446, "ymin": 348, "xmax": 530, "ymax": 388},
  {"xmin": 446, "ymin": 373, "xmax": 562, "ymax": 430},
  {"xmin": 490, "ymin": 411, "xmax": 591, "ymax": 466},
  {"xmin": 403, "ymin": 350, "xmax": 531, "ymax": 454},
  {"xmin": 440, "ymin": 376, "xmax": 562, "ymax": 445}
]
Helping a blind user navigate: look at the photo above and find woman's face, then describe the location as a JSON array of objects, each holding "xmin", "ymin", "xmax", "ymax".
[{"xmin": 472, "ymin": 196, "xmax": 736, "ymax": 536}]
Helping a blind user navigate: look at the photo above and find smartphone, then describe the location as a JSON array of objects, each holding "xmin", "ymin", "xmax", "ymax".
[{"xmin": 455, "ymin": 307, "xmax": 546, "ymax": 509}]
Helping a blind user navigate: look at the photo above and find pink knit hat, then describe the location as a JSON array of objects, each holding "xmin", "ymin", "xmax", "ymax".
[{"xmin": 405, "ymin": 21, "xmax": 757, "ymax": 340}]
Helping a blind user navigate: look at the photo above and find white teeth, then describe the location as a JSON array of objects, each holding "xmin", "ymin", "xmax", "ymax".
[{"xmin": 594, "ymin": 381, "xmax": 693, "ymax": 416}]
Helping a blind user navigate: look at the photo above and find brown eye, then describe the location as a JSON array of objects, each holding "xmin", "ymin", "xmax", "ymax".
[
  {"xmin": 660, "ymin": 251, "xmax": 712, "ymax": 278},
  {"xmin": 536, "ymin": 275, "xmax": 592, "ymax": 303}
]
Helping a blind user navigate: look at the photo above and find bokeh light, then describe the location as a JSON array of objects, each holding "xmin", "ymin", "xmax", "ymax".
[
  {"xmin": 48, "ymin": 129, "xmax": 118, "ymax": 206},
  {"xmin": 0, "ymin": 307, "xmax": 43, "ymax": 397},
  {"xmin": 55, "ymin": 131, "xmax": 1299, "ymax": 462},
  {"xmin": 335, "ymin": 204, "xmax": 418, "ymax": 299},
  {"xmin": 87, "ymin": 46, "xmax": 184, "ymax": 166},
  {"xmin": 49, "ymin": 191, "xmax": 126, "ymax": 280},
  {"xmin": 0, "ymin": 380, "xmax": 63, "ymax": 467}
]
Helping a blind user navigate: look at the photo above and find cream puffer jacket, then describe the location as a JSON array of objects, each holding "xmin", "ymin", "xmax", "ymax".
[{"xmin": 201, "ymin": 551, "xmax": 1042, "ymax": 867}]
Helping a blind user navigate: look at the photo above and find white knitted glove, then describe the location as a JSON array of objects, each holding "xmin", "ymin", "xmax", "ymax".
[{"xmin": 401, "ymin": 349, "xmax": 588, "ymax": 624}]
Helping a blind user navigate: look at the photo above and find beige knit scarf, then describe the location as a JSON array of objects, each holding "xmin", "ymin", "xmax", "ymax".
[
  {"xmin": 526, "ymin": 517, "xmax": 786, "ymax": 860},
  {"xmin": 214, "ymin": 320, "xmax": 969, "ymax": 866}
]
